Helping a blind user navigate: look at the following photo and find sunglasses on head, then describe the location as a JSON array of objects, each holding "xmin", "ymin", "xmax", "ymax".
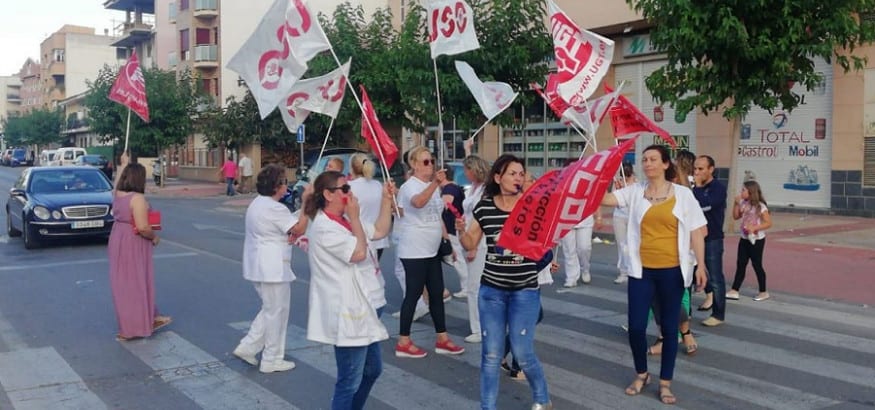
[{"xmin": 327, "ymin": 184, "xmax": 351, "ymax": 194}]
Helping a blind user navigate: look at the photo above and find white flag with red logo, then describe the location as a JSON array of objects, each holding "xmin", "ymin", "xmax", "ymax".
[
  {"xmin": 496, "ymin": 137, "xmax": 637, "ymax": 260},
  {"xmin": 227, "ymin": 0, "xmax": 330, "ymax": 119},
  {"xmin": 454, "ymin": 61, "xmax": 517, "ymax": 121},
  {"xmin": 279, "ymin": 59, "xmax": 350, "ymax": 132},
  {"xmin": 360, "ymin": 85, "xmax": 399, "ymax": 168},
  {"xmin": 108, "ymin": 51, "xmax": 149, "ymax": 122},
  {"xmin": 533, "ymin": 76, "xmax": 621, "ymax": 134},
  {"xmin": 547, "ymin": 0, "xmax": 613, "ymax": 107},
  {"xmin": 426, "ymin": 0, "xmax": 480, "ymax": 58},
  {"xmin": 608, "ymin": 88, "xmax": 678, "ymax": 148}
]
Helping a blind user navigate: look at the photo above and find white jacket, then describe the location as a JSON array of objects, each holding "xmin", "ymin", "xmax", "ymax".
[{"xmin": 613, "ymin": 182, "xmax": 707, "ymax": 287}]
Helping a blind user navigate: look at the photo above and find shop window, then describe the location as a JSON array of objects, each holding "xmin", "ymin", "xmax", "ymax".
[{"xmin": 865, "ymin": 136, "xmax": 875, "ymax": 187}]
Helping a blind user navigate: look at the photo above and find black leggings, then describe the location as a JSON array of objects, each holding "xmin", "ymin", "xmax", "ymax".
[
  {"xmin": 399, "ymin": 256, "xmax": 446, "ymax": 336},
  {"xmin": 731, "ymin": 237, "xmax": 768, "ymax": 292}
]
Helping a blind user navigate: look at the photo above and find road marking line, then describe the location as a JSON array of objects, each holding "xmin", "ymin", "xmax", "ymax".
[
  {"xmin": 0, "ymin": 252, "xmax": 199, "ymax": 271},
  {"xmin": 121, "ymin": 331, "xmax": 297, "ymax": 410},
  {"xmin": 0, "ymin": 347, "xmax": 107, "ymax": 410},
  {"xmin": 228, "ymin": 322, "xmax": 480, "ymax": 409},
  {"xmin": 0, "ymin": 310, "xmax": 26, "ymax": 351}
]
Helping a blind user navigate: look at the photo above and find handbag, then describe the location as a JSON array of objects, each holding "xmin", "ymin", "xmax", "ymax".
[
  {"xmin": 437, "ymin": 238, "xmax": 453, "ymax": 258},
  {"xmin": 133, "ymin": 210, "xmax": 162, "ymax": 233}
]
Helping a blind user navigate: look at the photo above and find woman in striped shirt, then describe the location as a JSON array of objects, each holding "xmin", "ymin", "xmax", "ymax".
[{"xmin": 457, "ymin": 154, "xmax": 552, "ymax": 410}]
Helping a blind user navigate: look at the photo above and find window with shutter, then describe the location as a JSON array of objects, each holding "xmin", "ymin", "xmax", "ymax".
[{"xmin": 864, "ymin": 136, "xmax": 875, "ymax": 187}]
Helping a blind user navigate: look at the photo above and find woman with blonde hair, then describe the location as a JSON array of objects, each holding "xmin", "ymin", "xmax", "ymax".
[{"xmin": 348, "ymin": 153, "xmax": 389, "ymax": 259}]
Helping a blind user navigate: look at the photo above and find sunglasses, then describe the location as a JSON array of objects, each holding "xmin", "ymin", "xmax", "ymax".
[
  {"xmin": 422, "ymin": 159, "xmax": 434, "ymax": 166},
  {"xmin": 327, "ymin": 184, "xmax": 351, "ymax": 194}
]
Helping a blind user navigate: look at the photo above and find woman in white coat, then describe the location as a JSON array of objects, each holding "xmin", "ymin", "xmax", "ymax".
[
  {"xmin": 305, "ymin": 170, "xmax": 395, "ymax": 410},
  {"xmin": 460, "ymin": 155, "xmax": 491, "ymax": 343},
  {"xmin": 348, "ymin": 153, "xmax": 390, "ymax": 259},
  {"xmin": 233, "ymin": 164, "xmax": 309, "ymax": 373}
]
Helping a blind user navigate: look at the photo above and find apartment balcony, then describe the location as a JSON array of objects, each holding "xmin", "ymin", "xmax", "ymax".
[
  {"xmin": 6, "ymin": 94, "xmax": 21, "ymax": 103},
  {"xmin": 46, "ymin": 61, "xmax": 65, "ymax": 77},
  {"xmin": 193, "ymin": 0, "xmax": 218, "ymax": 18},
  {"xmin": 192, "ymin": 45, "xmax": 218, "ymax": 68},
  {"xmin": 111, "ymin": 21, "xmax": 154, "ymax": 48},
  {"xmin": 103, "ymin": 0, "xmax": 155, "ymax": 14}
]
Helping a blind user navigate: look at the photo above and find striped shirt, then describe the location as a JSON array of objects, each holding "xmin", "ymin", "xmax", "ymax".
[{"xmin": 473, "ymin": 197, "xmax": 539, "ymax": 290}]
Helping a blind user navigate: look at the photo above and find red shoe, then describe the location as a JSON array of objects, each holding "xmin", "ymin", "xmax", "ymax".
[
  {"xmin": 395, "ymin": 341, "xmax": 428, "ymax": 358},
  {"xmin": 435, "ymin": 338, "xmax": 465, "ymax": 355}
]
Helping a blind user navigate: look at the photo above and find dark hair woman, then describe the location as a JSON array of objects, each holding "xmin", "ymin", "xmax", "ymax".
[
  {"xmin": 233, "ymin": 164, "xmax": 309, "ymax": 373},
  {"xmin": 600, "ymin": 145, "xmax": 708, "ymax": 404},
  {"xmin": 457, "ymin": 154, "xmax": 552, "ymax": 410},
  {"xmin": 303, "ymin": 170, "xmax": 396, "ymax": 409},
  {"xmin": 108, "ymin": 153, "xmax": 170, "ymax": 341}
]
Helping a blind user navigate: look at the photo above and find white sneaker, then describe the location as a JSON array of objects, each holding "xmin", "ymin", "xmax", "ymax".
[
  {"xmin": 232, "ymin": 346, "xmax": 258, "ymax": 366},
  {"xmin": 581, "ymin": 272, "xmax": 592, "ymax": 284},
  {"xmin": 453, "ymin": 291, "xmax": 468, "ymax": 299},
  {"xmin": 259, "ymin": 360, "xmax": 296, "ymax": 373},
  {"xmin": 563, "ymin": 281, "xmax": 579, "ymax": 288},
  {"xmin": 391, "ymin": 311, "xmax": 401, "ymax": 318},
  {"xmin": 464, "ymin": 333, "xmax": 482, "ymax": 343},
  {"xmin": 613, "ymin": 275, "xmax": 627, "ymax": 284},
  {"xmin": 412, "ymin": 305, "xmax": 430, "ymax": 322}
]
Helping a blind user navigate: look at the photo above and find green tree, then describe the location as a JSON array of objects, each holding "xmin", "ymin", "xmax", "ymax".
[
  {"xmin": 1, "ymin": 108, "xmax": 63, "ymax": 149},
  {"xmin": 84, "ymin": 65, "xmax": 205, "ymax": 157},
  {"xmin": 626, "ymin": 0, "xmax": 875, "ymax": 223}
]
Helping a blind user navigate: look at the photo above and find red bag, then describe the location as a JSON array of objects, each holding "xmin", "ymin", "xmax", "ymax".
[{"xmin": 133, "ymin": 210, "xmax": 162, "ymax": 233}]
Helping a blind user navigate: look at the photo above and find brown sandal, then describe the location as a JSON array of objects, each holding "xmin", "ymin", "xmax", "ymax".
[
  {"xmin": 153, "ymin": 316, "xmax": 173, "ymax": 331},
  {"xmin": 658, "ymin": 384, "xmax": 677, "ymax": 405},
  {"xmin": 624, "ymin": 373, "xmax": 651, "ymax": 396},
  {"xmin": 682, "ymin": 330, "xmax": 697, "ymax": 356}
]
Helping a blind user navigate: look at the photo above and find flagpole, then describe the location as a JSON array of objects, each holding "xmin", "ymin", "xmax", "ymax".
[
  {"xmin": 432, "ymin": 59, "xmax": 445, "ymax": 168},
  {"xmin": 123, "ymin": 108, "xmax": 131, "ymax": 154},
  {"xmin": 314, "ymin": 116, "xmax": 336, "ymax": 167},
  {"xmin": 466, "ymin": 120, "xmax": 489, "ymax": 144}
]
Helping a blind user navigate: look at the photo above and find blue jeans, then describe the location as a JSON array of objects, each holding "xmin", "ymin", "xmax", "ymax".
[
  {"xmin": 331, "ymin": 308, "xmax": 384, "ymax": 410},
  {"xmin": 628, "ymin": 266, "xmax": 684, "ymax": 381},
  {"xmin": 225, "ymin": 177, "xmax": 235, "ymax": 196},
  {"xmin": 479, "ymin": 284, "xmax": 549, "ymax": 410},
  {"xmin": 703, "ymin": 239, "xmax": 726, "ymax": 320}
]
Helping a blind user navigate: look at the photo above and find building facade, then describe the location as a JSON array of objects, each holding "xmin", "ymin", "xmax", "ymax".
[
  {"xmin": 17, "ymin": 59, "xmax": 42, "ymax": 113},
  {"xmin": 0, "ymin": 76, "xmax": 22, "ymax": 149}
]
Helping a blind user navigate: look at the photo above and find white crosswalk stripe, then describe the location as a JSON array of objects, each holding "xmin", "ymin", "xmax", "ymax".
[{"xmin": 0, "ymin": 347, "xmax": 107, "ymax": 410}]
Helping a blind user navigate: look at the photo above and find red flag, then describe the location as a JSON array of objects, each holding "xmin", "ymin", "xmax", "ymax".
[
  {"xmin": 497, "ymin": 138, "xmax": 637, "ymax": 260},
  {"xmin": 108, "ymin": 51, "xmax": 149, "ymax": 122},
  {"xmin": 359, "ymin": 85, "xmax": 398, "ymax": 168},
  {"xmin": 607, "ymin": 87, "xmax": 677, "ymax": 148}
]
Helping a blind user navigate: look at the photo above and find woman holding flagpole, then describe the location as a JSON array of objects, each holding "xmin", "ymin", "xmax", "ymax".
[
  {"xmin": 600, "ymin": 145, "xmax": 707, "ymax": 405},
  {"xmin": 457, "ymin": 154, "xmax": 552, "ymax": 410}
]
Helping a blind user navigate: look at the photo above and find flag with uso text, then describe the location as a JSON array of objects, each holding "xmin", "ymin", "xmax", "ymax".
[
  {"xmin": 547, "ymin": 0, "xmax": 614, "ymax": 107},
  {"xmin": 108, "ymin": 51, "xmax": 149, "ymax": 122},
  {"xmin": 360, "ymin": 85, "xmax": 399, "ymax": 168},
  {"xmin": 279, "ymin": 59, "xmax": 350, "ymax": 132},
  {"xmin": 425, "ymin": 0, "xmax": 480, "ymax": 58},
  {"xmin": 497, "ymin": 137, "xmax": 637, "ymax": 260},
  {"xmin": 607, "ymin": 86, "xmax": 678, "ymax": 148}
]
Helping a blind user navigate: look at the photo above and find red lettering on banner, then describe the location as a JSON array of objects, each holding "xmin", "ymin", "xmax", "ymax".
[
  {"xmin": 430, "ymin": 2, "xmax": 470, "ymax": 42},
  {"xmin": 283, "ymin": 0, "xmax": 312, "ymax": 37},
  {"xmin": 551, "ymin": 13, "xmax": 592, "ymax": 83},
  {"xmin": 285, "ymin": 92, "xmax": 309, "ymax": 117},
  {"xmin": 319, "ymin": 77, "xmax": 346, "ymax": 102},
  {"xmin": 256, "ymin": 0, "xmax": 315, "ymax": 91},
  {"xmin": 455, "ymin": 2, "xmax": 468, "ymax": 33},
  {"xmin": 440, "ymin": 6, "xmax": 455, "ymax": 37}
]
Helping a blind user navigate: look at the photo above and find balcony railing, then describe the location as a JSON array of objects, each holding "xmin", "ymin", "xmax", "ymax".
[
  {"xmin": 193, "ymin": 0, "xmax": 218, "ymax": 17},
  {"xmin": 193, "ymin": 45, "xmax": 218, "ymax": 63}
]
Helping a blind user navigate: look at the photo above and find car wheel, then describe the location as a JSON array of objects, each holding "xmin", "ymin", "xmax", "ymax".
[
  {"xmin": 22, "ymin": 220, "xmax": 38, "ymax": 249},
  {"xmin": 6, "ymin": 211, "xmax": 21, "ymax": 237}
]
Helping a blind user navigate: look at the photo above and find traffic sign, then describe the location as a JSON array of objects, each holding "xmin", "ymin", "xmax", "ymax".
[{"xmin": 296, "ymin": 125, "xmax": 305, "ymax": 143}]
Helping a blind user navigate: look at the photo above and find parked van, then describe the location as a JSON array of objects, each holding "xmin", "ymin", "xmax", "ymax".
[
  {"xmin": 54, "ymin": 147, "xmax": 87, "ymax": 166},
  {"xmin": 39, "ymin": 150, "xmax": 57, "ymax": 166}
]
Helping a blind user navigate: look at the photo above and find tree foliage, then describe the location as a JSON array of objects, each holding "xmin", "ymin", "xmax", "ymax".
[
  {"xmin": 84, "ymin": 65, "xmax": 205, "ymax": 156},
  {"xmin": 626, "ymin": 0, "xmax": 875, "ymax": 119},
  {"xmin": 1, "ymin": 108, "xmax": 64, "ymax": 147}
]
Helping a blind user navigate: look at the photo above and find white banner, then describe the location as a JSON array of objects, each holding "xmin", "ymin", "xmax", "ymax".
[
  {"xmin": 426, "ymin": 0, "xmax": 480, "ymax": 58},
  {"xmin": 547, "ymin": 0, "xmax": 614, "ymax": 107},
  {"xmin": 455, "ymin": 61, "xmax": 517, "ymax": 121},
  {"xmin": 280, "ymin": 60, "xmax": 351, "ymax": 132}
]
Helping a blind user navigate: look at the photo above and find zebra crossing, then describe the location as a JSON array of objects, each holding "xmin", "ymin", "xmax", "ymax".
[{"xmin": 2, "ymin": 276, "xmax": 874, "ymax": 409}]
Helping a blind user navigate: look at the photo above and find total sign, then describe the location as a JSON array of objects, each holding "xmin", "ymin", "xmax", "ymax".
[{"xmin": 735, "ymin": 59, "xmax": 833, "ymax": 208}]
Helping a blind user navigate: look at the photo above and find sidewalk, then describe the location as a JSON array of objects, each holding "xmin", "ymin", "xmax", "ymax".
[{"xmin": 151, "ymin": 178, "xmax": 875, "ymax": 306}]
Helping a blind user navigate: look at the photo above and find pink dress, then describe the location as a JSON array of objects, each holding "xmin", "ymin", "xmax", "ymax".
[{"xmin": 108, "ymin": 193, "xmax": 157, "ymax": 338}]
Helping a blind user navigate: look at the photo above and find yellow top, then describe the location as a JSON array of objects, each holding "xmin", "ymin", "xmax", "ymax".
[{"xmin": 639, "ymin": 197, "xmax": 679, "ymax": 268}]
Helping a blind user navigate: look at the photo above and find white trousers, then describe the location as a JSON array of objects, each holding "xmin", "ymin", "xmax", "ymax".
[
  {"xmin": 560, "ymin": 219, "xmax": 593, "ymax": 285},
  {"xmin": 238, "ymin": 282, "xmax": 290, "ymax": 363},
  {"xmin": 613, "ymin": 215, "xmax": 631, "ymax": 277},
  {"xmin": 465, "ymin": 237, "xmax": 486, "ymax": 335},
  {"xmin": 448, "ymin": 234, "xmax": 469, "ymax": 292}
]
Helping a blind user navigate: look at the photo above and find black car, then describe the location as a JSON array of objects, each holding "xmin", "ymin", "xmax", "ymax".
[
  {"xmin": 6, "ymin": 167, "xmax": 115, "ymax": 249},
  {"xmin": 284, "ymin": 148, "xmax": 405, "ymax": 211},
  {"xmin": 73, "ymin": 154, "xmax": 113, "ymax": 180}
]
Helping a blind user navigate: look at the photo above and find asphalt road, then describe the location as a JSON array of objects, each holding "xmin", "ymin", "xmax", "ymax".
[{"xmin": 0, "ymin": 165, "xmax": 874, "ymax": 410}]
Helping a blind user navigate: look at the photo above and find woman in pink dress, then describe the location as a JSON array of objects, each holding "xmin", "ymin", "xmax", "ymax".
[{"xmin": 109, "ymin": 154, "xmax": 170, "ymax": 341}]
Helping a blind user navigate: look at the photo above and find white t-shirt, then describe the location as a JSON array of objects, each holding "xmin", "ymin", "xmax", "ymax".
[
  {"xmin": 242, "ymin": 196, "xmax": 296, "ymax": 282},
  {"xmin": 307, "ymin": 211, "xmax": 388, "ymax": 347},
  {"xmin": 238, "ymin": 156, "xmax": 253, "ymax": 177},
  {"xmin": 396, "ymin": 176, "xmax": 443, "ymax": 258},
  {"xmin": 349, "ymin": 177, "xmax": 389, "ymax": 249},
  {"xmin": 462, "ymin": 183, "xmax": 485, "ymax": 224}
]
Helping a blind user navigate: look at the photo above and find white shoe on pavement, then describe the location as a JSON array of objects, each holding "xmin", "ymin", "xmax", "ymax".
[
  {"xmin": 453, "ymin": 290, "xmax": 468, "ymax": 299},
  {"xmin": 232, "ymin": 346, "xmax": 258, "ymax": 366},
  {"xmin": 259, "ymin": 360, "xmax": 296, "ymax": 373},
  {"xmin": 391, "ymin": 311, "xmax": 401, "ymax": 318},
  {"xmin": 581, "ymin": 272, "xmax": 592, "ymax": 284},
  {"xmin": 613, "ymin": 275, "xmax": 628, "ymax": 284},
  {"xmin": 464, "ymin": 333, "xmax": 482, "ymax": 343}
]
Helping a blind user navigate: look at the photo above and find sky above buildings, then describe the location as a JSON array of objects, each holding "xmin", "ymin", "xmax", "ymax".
[{"xmin": 0, "ymin": 0, "xmax": 386, "ymax": 77}]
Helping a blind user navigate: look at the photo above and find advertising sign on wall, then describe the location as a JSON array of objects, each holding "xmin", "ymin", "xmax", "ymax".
[{"xmin": 736, "ymin": 58, "xmax": 832, "ymax": 208}]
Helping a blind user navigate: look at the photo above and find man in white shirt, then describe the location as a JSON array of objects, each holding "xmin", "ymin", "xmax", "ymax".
[{"xmin": 238, "ymin": 153, "xmax": 254, "ymax": 194}]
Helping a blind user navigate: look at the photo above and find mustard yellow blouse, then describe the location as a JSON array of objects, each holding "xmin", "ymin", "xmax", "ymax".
[{"xmin": 639, "ymin": 197, "xmax": 679, "ymax": 268}]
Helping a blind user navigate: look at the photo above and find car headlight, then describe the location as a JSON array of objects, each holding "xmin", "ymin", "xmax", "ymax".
[
  {"xmin": 52, "ymin": 210, "xmax": 62, "ymax": 219},
  {"xmin": 33, "ymin": 206, "xmax": 51, "ymax": 220}
]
